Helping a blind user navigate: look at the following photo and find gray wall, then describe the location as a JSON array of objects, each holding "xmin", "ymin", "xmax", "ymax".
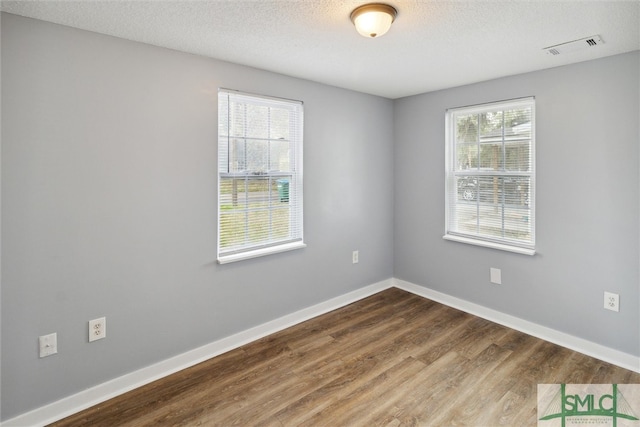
[
  {"xmin": 0, "ymin": 14, "xmax": 394, "ymax": 419},
  {"xmin": 394, "ymin": 51, "xmax": 639, "ymax": 357}
]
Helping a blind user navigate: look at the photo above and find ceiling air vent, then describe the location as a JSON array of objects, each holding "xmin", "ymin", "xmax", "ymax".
[{"xmin": 543, "ymin": 35, "xmax": 604, "ymax": 56}]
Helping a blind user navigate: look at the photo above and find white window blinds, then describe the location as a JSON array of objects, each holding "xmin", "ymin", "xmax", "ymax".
[
  {"xmin": 445, "ymin": 97, "xmax": 535, "ymax": 254},
  {"xmin": 217, "ymin": 89, "xmax": 304, "ymax": 263}
]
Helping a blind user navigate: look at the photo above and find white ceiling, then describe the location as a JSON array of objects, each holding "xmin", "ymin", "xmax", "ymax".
[{"xmin": 1, "ymin": 0, "xmax": 639, "ymax": 99}]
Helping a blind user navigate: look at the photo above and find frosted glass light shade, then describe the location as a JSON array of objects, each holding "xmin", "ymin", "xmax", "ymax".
[{"xmin": 350, "ymin": 4, "xmax": 397, "ymax": 38}]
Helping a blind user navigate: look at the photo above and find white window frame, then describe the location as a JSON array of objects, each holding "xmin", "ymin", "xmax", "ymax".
[
  {"xmin": 444, "ymin": 97, "xmax": 536, "ymax": 255},
  {"xmin": 217, "ymin": 89, "xmax": 305, "ymax": 264}
]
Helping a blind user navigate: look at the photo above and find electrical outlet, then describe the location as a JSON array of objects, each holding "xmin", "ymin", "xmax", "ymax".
[
  {"xmin": 352, "ymin": 250, "xmax": 359, "ymax": 264},
  {"xmin": 89, "ymin": 317, "xmax": 106, "ymax": 342},
  {"xmin": 39, "ymin": 332, "xmax": 58, "ymax": 358},
  {"xmin": 490, "ymin": 268, "xmax": 501, "ymax": 285},
  {"xmin": 604, "ymin": 292, "xmax": 619, "ymax": 312}
]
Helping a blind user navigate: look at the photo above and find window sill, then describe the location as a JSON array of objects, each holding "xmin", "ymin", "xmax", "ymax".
[
  {"xmin": 443, "ymin": 234, "xmax": 535, "ymax": 256},
  {"xmin": 218, "ymin": 241, "xmax": 307, "ymax": 264}
]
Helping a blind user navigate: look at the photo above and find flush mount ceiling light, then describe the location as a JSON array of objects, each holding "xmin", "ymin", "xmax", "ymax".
[{"xmin": 350, "ymin": 3, "xmax": 397, "ymax": 38}]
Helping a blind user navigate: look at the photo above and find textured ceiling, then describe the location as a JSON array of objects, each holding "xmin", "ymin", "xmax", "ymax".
[{"xmin": 1, "ymin": 0, "xmax": 639, "ymax": 99}]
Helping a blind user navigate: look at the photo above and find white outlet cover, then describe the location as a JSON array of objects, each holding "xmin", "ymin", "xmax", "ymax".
[
  {"xmin": 39, "ymin": 332, "xmax": 58, "ymax": 358},
  {"xmin": 89, "ymin": 317, "xmax": 106, "ymax": 342},
  {"xmin": 603, "ymin": 292, "xmax": 619, "ymax": 312},
  {"xmin": 490, "ymin": 268, "xmax": 502, "ymax": 285}
]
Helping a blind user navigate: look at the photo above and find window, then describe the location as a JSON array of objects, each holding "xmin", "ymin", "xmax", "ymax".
[
  {"xmin": 217, "ymin": 89, "xmax": 304, "ymax": 263},
  {"xmin": 444, "ymin": 97, "xmax": 535, "ymax": 255}
]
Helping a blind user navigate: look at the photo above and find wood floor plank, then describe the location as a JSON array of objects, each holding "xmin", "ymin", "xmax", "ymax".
[
  {"xmin": 274, "ymin": 352, "xmax": 404, "ymax": 425},
  {"xmin": 296, "ymin": 357, "xmax": 429, "ymax": 426},
  {"xmin": 408, "ymin": 343, "xmax": 514, "ymax": 426},
  {"xmin": 366, "ymin": 350, "xmax": 472, "ymax": 426},
  {"xmin": 49, "ymin": 289, "xmax": 640, "ymax": 427}
]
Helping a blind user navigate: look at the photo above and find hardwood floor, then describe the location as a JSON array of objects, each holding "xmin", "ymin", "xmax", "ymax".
[{"xmin": 50, "ymin": 288, "xmax": 640, "ymax": 426}]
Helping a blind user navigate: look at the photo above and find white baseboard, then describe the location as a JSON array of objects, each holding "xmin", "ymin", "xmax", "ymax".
[
  {"xmin": 5, "ymin": 277, "xmax": 638, "ymax": 426},
  {"xmin": 393, "ymin": 278, "xmax": 640, "ymax": 374},
  {"xmin": 1, "ymin": 279, "xmax": 394, "ymax": 427}
]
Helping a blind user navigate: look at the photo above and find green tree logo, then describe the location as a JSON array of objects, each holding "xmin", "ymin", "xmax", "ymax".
[{"xmin": 539, "ymin": 384, "xmax": 639, "ymax": 426}]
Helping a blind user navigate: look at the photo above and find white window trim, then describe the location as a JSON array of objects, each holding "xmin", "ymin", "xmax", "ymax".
[
  {"xmin": 444, "ymin": 97, "xmax": 536, "ymax": 255},
  {"xmin": 443, "ymin": 234, "xmax": 535, "ymax": 255},
  {"xmin": 217, "ymin": 241, "xmax": 307, "ymax": 264},
  {"xmin": 217, "ymin": 89, "xmax": 304, "ymax": 264}
]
